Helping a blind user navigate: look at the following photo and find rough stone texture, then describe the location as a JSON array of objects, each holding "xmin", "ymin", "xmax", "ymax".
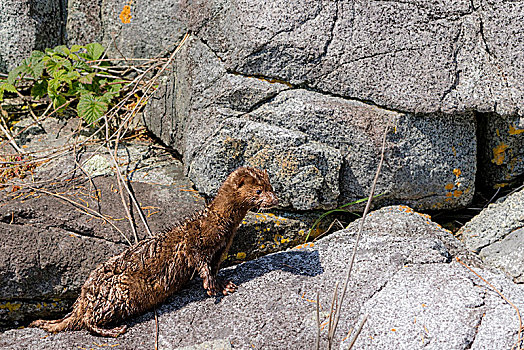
[
  {"xmin": 477, "ymin": 113, "xmax": 524, "ymax": 188},
  {"xmin": 457, "ymin": 188, "xmax": 524, "ymax": 283},
  {"xmin": 1, "ymin": 206, "xmax": 522, "ymax": 349},
  {"xmin": 228, "ymin": 211, "xmax": 314, "ymax": 265},
  {"xmin": 0, "ymin": 0, "xmax": 63, "ymax": 73},
  {"xmin": 145, "ymin": 37, "xmax": 477, "ymax": 211},
  {"xmin": 481, "ymin": 227, "xmax": 524, "ymax": 284},
  {"xmin": 2, "ymin": 0, "xmax": 524, "ymax": 202},
  {"xmin": 186, "ymin": 0, "xmax": 524, "ymax": 116},
  {"xmin": 65, "ymin": 0, "xmax": 103, "ymax": 46},
  {"xmin": 100, "ymin": 0, "xmax": 188, "ymax": 59}
]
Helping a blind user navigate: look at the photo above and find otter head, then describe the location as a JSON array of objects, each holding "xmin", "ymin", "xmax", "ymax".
[{"xmin": 224, "ymin": 167, "xmax": 279, "ymax": 210}]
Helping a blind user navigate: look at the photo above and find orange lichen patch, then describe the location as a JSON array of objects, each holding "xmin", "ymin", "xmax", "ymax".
[
  {"xmin": 452, "ymin": 146, "xmax": 457, "ymax": 156},
  {"xmin": 119, "ymin": 5, "xmax": 132, "ymax": 24},
  {"xmin": 453, "ymin": 168, "xmax": 461, "ymax": 177},
  {"xmin": 453, "ymin": 190, "xmax": 463, "ymax": 198},
  {"xmin": 509, "ymin": 124, "xmax": 524, "ymax": 135},
  {"xmin": 496, "ymin": 128, "xmax": 500, "ymax": 137},
  {"xmin": 494, "ymin": 182, "xmax": 508, "ymax": 189},
  {"xmin": 492, "ymin": 142, "xmax": 509, "ymax": 165},
  {"xmin": 444, "ymin": 183, "xmax": 454, "ymax": 190},
  {"xmin": 398, "ymin": 205, "xmax": 414, "ymax": 214},
  {"xmin": 294, "ymin": 242, "xmax": 314, "ymax": 249},
  {"xmin": 391, "ymin": 328, "xmax": 397, "ymax": 332},
  {"xmin": 417, "ymin": 212, "xmax": 431, "ymax": 220}
]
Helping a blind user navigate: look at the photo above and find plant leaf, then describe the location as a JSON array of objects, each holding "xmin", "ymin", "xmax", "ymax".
[
  {"xmin": 1, "ymin": 82, "xmax": 17, "ymax": 93},
  {"xmin": 85, "ymin": 43, "xmax": 105, "ymax": 61},
  {"xmin": 50, "ymin": 94, "xmax": 67, "ymax": 113},
  {"xmin": 53, "ymin": 45, "xmax": 70, "ymax": 57},
  {"xmin": 78, "ymin": 93, "xmax": 108, "ymax": 124},
  {"xmin": 78, "ymin": 72, "xmax": 96, "ymax": 84},
  {"xmin": 31, "ymin": 80, "xmax": 48, "ymax": 99}
]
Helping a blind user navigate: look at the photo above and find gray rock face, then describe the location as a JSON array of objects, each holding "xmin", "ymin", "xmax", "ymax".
[
  {"xmin": 0, "ymin": 0, "xmax": 63, "ymax": 72},
  {"xmin": 65, "ymin": 0, "xmax": 103, "ymax": 46},
  {"xmin": 187, "ymin": 0, "xmax": 524, "ymax": 116},
  {"xmin": 146, "ymin": 37, "xmax": 477, "ymax": 211},
  {"xmin": 100, "ymin": 0, "xmax": 188, "ymax": 58},
  {"xmin": 1, "ymin": 206, "xmax": 522, "ymax": 349},
  {"xmin": 457, "ymin": 188, "xmax": 524, "ymax": 283},
  {"xmin": 2, "ymin": 0, "xmax": 524, "ymax": 201}
]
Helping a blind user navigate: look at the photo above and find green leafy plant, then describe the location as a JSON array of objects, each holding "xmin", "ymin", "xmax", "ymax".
[
  {"xmin": 0, "ymin": 43, "xmax": 124, "ymax": 124},
  {"xmin": 305, "ymin": 193, "xmax": 385, "ymax": 242}
]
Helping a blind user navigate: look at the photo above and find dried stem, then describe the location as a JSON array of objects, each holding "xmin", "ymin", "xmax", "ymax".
[
  {"xmin": 327, "ymin": 125, "xmax": 390, "ymax": 347},
  {"xmin": 154, "ymin": 308, "xmax": 159, "ymax": 350},
  {"xmin": 316, "ymin": 292, "xmax": 321, "ymax": 350},
  {"xmin": 26, "ymin": 185, "xmax": 132, "ymax": 246},
  {"xmin": 347, "ymin": 314, "xmax": 368, "ymax": 350}
]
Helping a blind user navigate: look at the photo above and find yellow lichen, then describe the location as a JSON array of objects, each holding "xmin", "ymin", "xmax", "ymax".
[
  {"xmin": 492, "ymin": 143, "xmax": 509, "ymax": 165},
  {"xmin": 509, "ymin": 124, "xmax": 524, "ymax": 135},
  {"xmin": 453, "ymin": 168, "xmax": 461, "ymax": 177},
  {"xmin": 236, "ymin": 252, "xmax": 246, "ymax": 260},
  {"xmin": 494, "ymin": 183, "xmax": 508, "ymax": 189},
  {"xmin": 0, "ymin": 302, "xmax": 21, "ymax": 312}
]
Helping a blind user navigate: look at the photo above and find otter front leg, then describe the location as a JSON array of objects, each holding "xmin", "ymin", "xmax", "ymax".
[{"xmin": 199, "ymin": 261, "xmax": 237, "ymax": 296}]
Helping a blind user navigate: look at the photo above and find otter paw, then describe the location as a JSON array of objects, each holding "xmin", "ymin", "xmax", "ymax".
[{"xmin": 221, "ymin": 280, "xmax": 237, "ymax": 295}]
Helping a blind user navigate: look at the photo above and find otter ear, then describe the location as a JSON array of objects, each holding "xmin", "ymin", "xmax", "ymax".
[{"xmin": 235, "ymin": 176, "xmax": 245, "ymax": 188}]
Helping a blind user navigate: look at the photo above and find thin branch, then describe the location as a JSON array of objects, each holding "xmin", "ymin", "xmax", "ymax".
[
  {"xmin": 327, "ymin": 281, "xmax": 339, "ymax": 348},
  {"xmin": 347, "ymin": 314, "xmax": 368, "ymax": 350},
  {"xmin": 106, "ymin": 134, "xmax": 141, "ymax": 243},
  {"xmin": 316, "ymin": 292, "xmax": 321, "ymax": 350},
  {"xmin": 331, "ymin": 124, "xmax": 390, "ymax": 344},
  {"xmin": 25, "ymin": 185, "xmax": 132, "ymax": 246},
  {"xmin": 0, "ymin": 119, "xmax": 23, "ymax": 154}
]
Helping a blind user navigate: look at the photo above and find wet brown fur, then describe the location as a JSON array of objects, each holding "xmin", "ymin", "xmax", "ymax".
[{"xmin": 30, "ymin": 167, "xmax": 278, "ymax": 337}]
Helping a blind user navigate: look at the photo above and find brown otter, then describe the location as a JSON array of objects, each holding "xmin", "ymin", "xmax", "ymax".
[{"xmin": 30, "ymin": 167, "xmax": 278, "ymax": 337}]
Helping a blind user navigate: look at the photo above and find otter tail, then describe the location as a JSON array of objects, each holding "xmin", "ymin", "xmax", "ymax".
[{"xmin": 29, "ymin": 312, "xmax": 78, "ymax": 333}]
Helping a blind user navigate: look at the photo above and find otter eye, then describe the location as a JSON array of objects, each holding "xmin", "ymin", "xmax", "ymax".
[{"xmin": 256, "ymin": 189, "xmax": 262, "ymax": 195}]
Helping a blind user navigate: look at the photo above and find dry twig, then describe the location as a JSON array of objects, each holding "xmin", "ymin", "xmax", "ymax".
[
  {"xmin": 323, "ymin": 124, "xmax": 390, "ymax": 349},
  {"xmin": 26, "ymin": 185, "xmax": 132, "ymax": 246}
]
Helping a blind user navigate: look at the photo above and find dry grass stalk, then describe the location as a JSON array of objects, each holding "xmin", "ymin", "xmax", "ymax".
[
  {"xmin": 26, "ymin": 185, "xmax": 132, "ymax": 245},
  {"xmin": 318, "ymin": 124, "xmax": 389, "ymax": 349},
  {"xmin": 0, "ymin": 34, "xmax": 191, "ymax": 245}
]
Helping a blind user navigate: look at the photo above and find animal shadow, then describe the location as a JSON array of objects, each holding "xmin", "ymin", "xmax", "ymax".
[{"xmin": 129, "ymin": 249, "xmax": 323, "ymax": 327}]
